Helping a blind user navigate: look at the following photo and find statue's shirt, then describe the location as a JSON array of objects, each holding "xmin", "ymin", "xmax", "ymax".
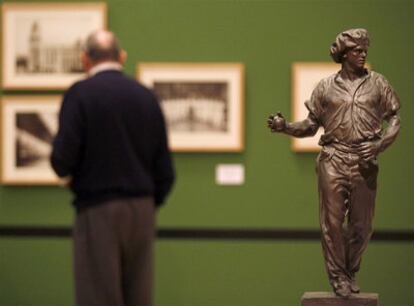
[{"xmin": 305, "ymin": 70, "xmax": 400, "ymax": 145}]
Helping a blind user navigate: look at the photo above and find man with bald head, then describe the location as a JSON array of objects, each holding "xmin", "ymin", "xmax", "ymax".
[
  {"xmin": 268, "ymin": 29, "xmax": 400, "ymax": 297},
  {"xmin": 51, "ymin": 30, "xmax": 175, "ymax": 306}
]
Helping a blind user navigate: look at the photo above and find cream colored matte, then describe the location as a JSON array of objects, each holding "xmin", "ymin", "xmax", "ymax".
[
  {"xmin": 1, "ymin": 2, "xmax": 107, "ymax": 90},
  {"xmin": 0, "ymin": 96, "xmax": 64, "ymax": 185},
  {"xmin": 137, "ymin": 63, "xmax": 245, "ymax": 152}
]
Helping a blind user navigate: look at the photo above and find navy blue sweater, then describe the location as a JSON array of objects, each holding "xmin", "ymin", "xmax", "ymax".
[{"xmin": 51, "ymin": 70, "xmax": 175, "ymax": 210}]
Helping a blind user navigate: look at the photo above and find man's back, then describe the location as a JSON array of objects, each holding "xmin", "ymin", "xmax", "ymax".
[{"xmin": 51, "ymin": 70, "xmax": 174, "ymax": 209}]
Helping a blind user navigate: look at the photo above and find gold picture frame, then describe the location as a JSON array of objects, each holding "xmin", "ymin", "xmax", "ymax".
[
  {"xmin": 1, "ymin": 2, "xmax": 107, "ymax": 90},
  {"xmin": 137, "ymin": 63, "xmax": 245, "ymax": 152},
  {"xmin": 1, "ymin": 95, "xmax": 62, "ymax": 185}
]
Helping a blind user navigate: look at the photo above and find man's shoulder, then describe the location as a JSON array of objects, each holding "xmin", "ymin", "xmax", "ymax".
[
  {"xmin": 67, "ymin": 72, "xmax": 155, "ymax": 97},
  {"xmin": 65, "ymin": 75, "xmax": 100, "ymax": 93},
  {"xmin": 63, "ymin": 78, "xmax": 88, "ymax": 99}
]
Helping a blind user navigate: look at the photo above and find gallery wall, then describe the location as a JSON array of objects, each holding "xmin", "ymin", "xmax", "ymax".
[{"xmin": 1, "ymin": 1, "xmax": 413, "ymax": 306}]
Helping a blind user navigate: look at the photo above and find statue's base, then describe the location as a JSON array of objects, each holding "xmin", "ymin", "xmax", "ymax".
[{"xmin": 301, "ymin": 292, "xmax": 378, "ymax": 306}]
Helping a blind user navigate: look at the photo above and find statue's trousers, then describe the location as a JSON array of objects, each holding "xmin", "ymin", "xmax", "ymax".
[{"xmin": 316, "ymin": 144, "xmax": 377, "ymax": 287}]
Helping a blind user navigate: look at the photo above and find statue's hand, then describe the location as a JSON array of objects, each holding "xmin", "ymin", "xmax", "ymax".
[
  {"xmin": 358, "ymin": 140, "xmax": 382, "ymax": 161},
  {"xmin": 267, "ymin": 112, "xmax": 286, "ymax": 132}
]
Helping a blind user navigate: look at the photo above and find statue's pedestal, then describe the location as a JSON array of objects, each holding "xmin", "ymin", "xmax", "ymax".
[{"xmin": 301, "ymin": 292, "xmax": 378, "ymax": 306}]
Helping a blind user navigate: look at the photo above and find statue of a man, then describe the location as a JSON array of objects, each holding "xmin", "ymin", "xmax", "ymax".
[{"xmin": 267, "ymin": 29, "xmax": 401, "ymax": 297}]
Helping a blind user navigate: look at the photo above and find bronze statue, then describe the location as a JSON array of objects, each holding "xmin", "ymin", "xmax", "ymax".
[{"xmin": 267, "ymin": 29, "xmax": 401, "ymax": 298}]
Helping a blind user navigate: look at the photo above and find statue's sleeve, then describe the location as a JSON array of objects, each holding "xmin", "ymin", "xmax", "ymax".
[
  {"xmin": 379, "ymin": 75, "xmax": 401, "ymax": 120},
  {"xmin": 304, "ymin": 79, "xmax": 325, "ymax": 122}
]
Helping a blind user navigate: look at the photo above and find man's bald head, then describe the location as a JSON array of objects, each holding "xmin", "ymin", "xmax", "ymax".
[{"xmin": 84, "ymin": 30, "xmax": 121, "ymax": 63}]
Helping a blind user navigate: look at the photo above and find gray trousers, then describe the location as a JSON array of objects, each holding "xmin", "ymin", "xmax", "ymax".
[
  {"xmin": 73, "ymin": 197, "xmax": 155, "ymax": 306},
  {"xmin": 317, "ymin": 145, "xmax": 377, "ymax": 287}
]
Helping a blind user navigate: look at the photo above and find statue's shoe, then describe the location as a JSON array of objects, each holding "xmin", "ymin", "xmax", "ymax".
[
  {"xmin": 350, "ymin": 280, "xmax": 360, "ymax": 293},
  {"xmin": 334, "ymin": 281, "xmax": 352, "ymax": 298}
]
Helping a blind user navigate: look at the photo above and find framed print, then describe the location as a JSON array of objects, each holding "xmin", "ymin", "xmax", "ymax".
[
  {"xmin": 1, "ymin": 96, "xmax": 62, "ymax": 185},
  {"xmin": 1, "ymin": 2, "xmax": 107, "ymax": 90},
  {"xmin": 138, "ymin": 63, "xmax": 245, "ymax": 152},
  {"xmin": 291, "ymin": 62, "xmax": 340, "ymax": 152}
]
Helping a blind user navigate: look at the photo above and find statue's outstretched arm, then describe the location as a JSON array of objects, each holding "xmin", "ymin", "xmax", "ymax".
[{"xmin": 267, "ymin": 112, "xmax": 319, "ymax": 138}]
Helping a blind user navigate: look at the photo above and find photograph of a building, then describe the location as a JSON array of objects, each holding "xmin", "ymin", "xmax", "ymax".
[
  {"xmin": 2, "ymin": 3, "xmax": 107, "ymax": 89},
  {"xmin": 16, "ymin": 21, "xmax": 83, "ymax": 74},
  {"xmin": 153, "ymin": 82, "xmax": 228, "ymax": 132},
  {"xmin": 138, "ymin": 63, "xmax": 244, "ymax": 151}
]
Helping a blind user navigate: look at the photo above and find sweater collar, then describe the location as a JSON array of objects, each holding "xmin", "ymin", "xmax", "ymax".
[{"xmin": 88, "ymin": 62, "xmax": 123, "ymax": 77}]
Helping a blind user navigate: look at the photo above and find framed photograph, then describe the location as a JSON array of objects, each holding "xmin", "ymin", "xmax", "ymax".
[
  {"xmin": 291, "ymin": 62, "xmax": 341, "ymax": 152},
  {"xmin": 137, "ymin": 63, "xmax": 245, "ymax": 152},
  {"xmin": 1, "ymin": 96, "xmax": 62, "ymax": 185},
  {"xmin": 1, "ymin": 2, "xmax": 107, "ymax": 90}
]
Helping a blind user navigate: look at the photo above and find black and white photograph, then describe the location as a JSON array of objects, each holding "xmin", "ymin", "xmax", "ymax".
[
  {"xmin": 153, "ymin": 82, "xmax": 229, "ymax": 132},
  {"xmin": 1, "ymin": 3, "xmax": 107, "ymax": 90},
  {"xmin": 1, "ymin": 96, "xmax": 62, "ymax": 185},
  {"xmin": 16, "ymin": 111, "xmax": 56, "ymax": 169},
  {"xmin": 138, "ymin": 63, "xmax": 244, "ymax": 152}
]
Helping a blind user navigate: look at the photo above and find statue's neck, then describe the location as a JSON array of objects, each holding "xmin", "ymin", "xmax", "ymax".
[{"xmin": 340, "ymin": 63, "xmax": 365, "ymax": 81}]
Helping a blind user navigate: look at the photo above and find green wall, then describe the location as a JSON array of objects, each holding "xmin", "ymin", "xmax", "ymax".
[{"xmin": 1, "ymin": 0, "xmax": 413, "ymax": 305}]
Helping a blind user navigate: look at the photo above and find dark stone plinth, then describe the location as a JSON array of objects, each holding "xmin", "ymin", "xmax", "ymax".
[{"xmin": 301, "ymin": 292, "xmax": 378, "ymax": 306}]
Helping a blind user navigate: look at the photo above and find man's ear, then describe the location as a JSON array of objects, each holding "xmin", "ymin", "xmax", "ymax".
[
  {"xmin": 119, "ymin": 50, "xmax": 127, "ymax": 65},
  {"xmin": 80, "ymin": 51, "xmax": 92, "ymax": 72}
]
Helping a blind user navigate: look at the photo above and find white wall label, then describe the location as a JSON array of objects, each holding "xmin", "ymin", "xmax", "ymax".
[{"xmin": 215, "ymin": 164, "xmax": 245, "ymax": 185}]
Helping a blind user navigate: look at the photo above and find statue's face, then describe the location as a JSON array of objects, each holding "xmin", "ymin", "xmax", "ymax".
[{"xmin": 343, "ymin": 44, "xmax": 368, "ymax": 69}]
